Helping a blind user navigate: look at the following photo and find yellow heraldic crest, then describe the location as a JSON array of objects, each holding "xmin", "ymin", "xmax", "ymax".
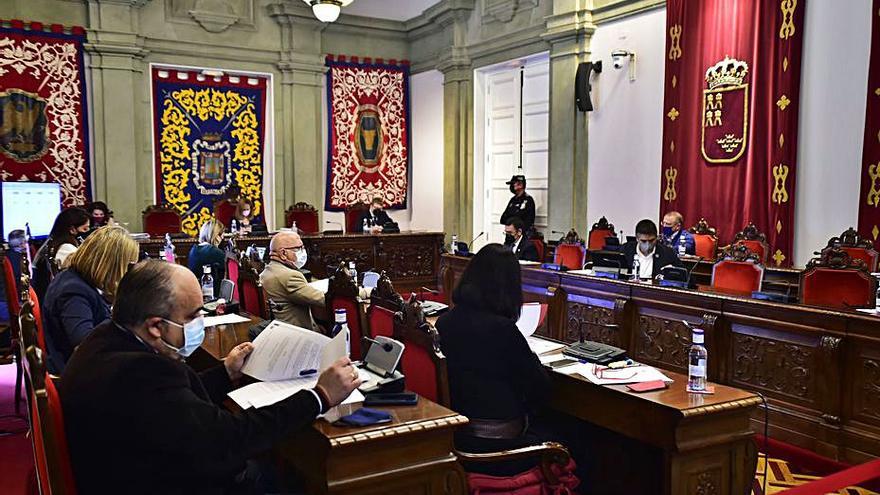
[{"xmin": 701, "ymin": 57, "xmax": 750, "ymax": 164}]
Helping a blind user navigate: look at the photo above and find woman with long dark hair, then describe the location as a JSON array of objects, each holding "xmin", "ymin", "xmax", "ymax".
[
  {"xmin": 32, "ymin": 207, "xmax": 92, "ymax": 300},
  {"xmin": 436, "ymin": 243, "xmax": 552, "ymax": 476}
]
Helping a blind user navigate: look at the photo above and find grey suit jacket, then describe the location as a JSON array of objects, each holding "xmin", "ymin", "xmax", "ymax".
[{"xmin": 259, "ymin": 261, "xmax": 325, "ymax": 332}]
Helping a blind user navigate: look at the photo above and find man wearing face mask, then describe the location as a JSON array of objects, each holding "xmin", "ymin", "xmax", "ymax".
[
  {"xmin": 500, "ymin": 175, "xmax": 536, "ymax": 235},
  {"xmin": 503, "ymin": 216, "xmax": 540, "ymax": 262},
  {"xmin": 622, "ymin": 219, "xmax": 683, "ymax": 280},
  {"xmin": 356, "ymin": 197, "xmax": 393, "ymax": 233},
  {"xmin": 260, "ymin": 231, "xmax": 372, "ymax": 332},
  {"xmin": 660, "ymin": 211, "xmax": 696, "ymax": 256},
  {"xmin": 60, "ymin": 260, "xmax": 361, "ymax": 494}
]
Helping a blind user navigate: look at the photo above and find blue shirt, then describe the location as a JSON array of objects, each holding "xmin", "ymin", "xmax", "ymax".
[{"xmin": 665, "ymin": 229, "xmax": 696, "ymax": 256}]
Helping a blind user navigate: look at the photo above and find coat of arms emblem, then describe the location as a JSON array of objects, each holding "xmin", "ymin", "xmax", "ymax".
[
  {"xmin": 355, "ymin": 104, "xmax": 383, "ymax": 173},
  {"xmin": 0, "ymin": 90, "xmax": 49, "ymax": 162},
  {"xmin": 190, "ymin": 133, "xmax": 232, "ymax": 195},
  {"xmin": 701, "ymin": 57, "xmax": 750, "ymax": 164}
]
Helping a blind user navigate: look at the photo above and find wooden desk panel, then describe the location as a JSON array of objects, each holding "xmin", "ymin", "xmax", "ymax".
[
  {"xmin": 140, "ymin": 231, "xmax": 444, "ymax": 292},
  {"xmin": 439, "ymin": 254, "xmax": 880, "ymax": 463}
]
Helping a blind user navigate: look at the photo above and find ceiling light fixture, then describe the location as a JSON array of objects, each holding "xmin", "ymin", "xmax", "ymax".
[{"xmin": 302, "ymin": 0, "xmax": 354, "ymax": 23}]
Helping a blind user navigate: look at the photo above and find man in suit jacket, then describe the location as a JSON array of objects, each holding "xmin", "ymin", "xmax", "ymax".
[
  {"xmin": 260, "ymin": 231, "xmax": 326, "ymax": 332},
  {"xmin": 503, "ymin": 216, "xmax": 540, "ymax": 262},
  {"xmin": 355, "ymin": 197, "xmax": 393, "ymax": 233},
  {"xmin": 59, "ymin": 260, "xmax": 361, "ymax": 494},
  {"xmin": 622, "ymin": 219, "xmax": 683, "ymax": 280}
]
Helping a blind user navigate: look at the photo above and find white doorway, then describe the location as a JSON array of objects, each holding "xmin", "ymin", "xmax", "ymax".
[{"xmin": 473, "ymin": 53, "xmax": 550, "ymax": 249}]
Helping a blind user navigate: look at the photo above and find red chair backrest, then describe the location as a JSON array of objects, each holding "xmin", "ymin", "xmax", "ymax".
[
  {"xmin": 239, "ymin": 275, "xmax": 264, "ymax": 317},
  {"xmin": 142, "ymin": 208, "xmax": 181, "ymax": 237},
  {"xmin": 367, "ymin": 304, "xmax": 395, "ymax": 339},
  {"xmin": 44, "ymin": 377, "xmax": 77, "ymax": 493},
  {"xmin": 530, "ymin": 239, "xmax": 545, "ymax": 261},
  {"xmin": 28, "ymin": 286, "xmax": 47, "ymax": 352},
  {"xmin": 841, "ymin": 247, "xmax": 879, "ymax": 273},
  {"xmin": 737, "ymin": 240, "xmax": 767, "ymax": 264},
  {"xmin": 554, "ymin": 244, "xmax": 586, "ymax": 270},
  {"xmin": 344, "ymin": 204, "xmax": 369, "ymax": 233},
  {"xmin": 287, "ymin": 209, "xmax": 319, "ymax": 234},
  {"xmin": 587, "ymin": 229, "xmax": 614, "ymax": 251},
  {"xmin": 2, "ymin": 254, "xmax": 21, "ymax": 315},
  {"xmin": 801, "ymin": 268, "xmax": 877, "ymax": 309},
  {"xmin": 225, "ymin": 257, "xmax": 240, "ymax": 302},
  {"xmin": 331, "ymin": 296, "xmax": 363, "ymax": 359},
  {"xmin": 693, "ymin": 234, "xmax": 718, "ymax": 260},
  {"xmin": 30, "ymin": 387, "xmax": 52, "ymax": 494},
  {"xmin": 712, "ymin": 260, "xmax": 764, "ymax": 295},
  {"xmin": 402, "ymin": 338, "xmax": 440, "ymax": 403},
  {"xmin": 214, "ymin": 200, "xmax": 237, "ymax": 228},
  {"xmin": 394, "ymin": 301, "xmax": 450, "ymax": 407}
]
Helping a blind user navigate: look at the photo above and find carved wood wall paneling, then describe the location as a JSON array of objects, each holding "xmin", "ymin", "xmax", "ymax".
[
  {"xmin": 566, "ymin": 300, "xmax": 625, "ymax": 347},
  {"xmin": 378, "ymin": 239, "xmax": 436, "ymax": 279},
  {"xmin": 634, "ymin": 313, "xmax": 695, "ymax": 375},
  {"xmin": 816, "ymin": 335, "xmax": 844, "ymax": 427},
  {"xmin": 730, "ymin": 331, "xmax": 815, "ymax": 406},
  {"xmin": 848, "ymin": 342, "xmax": 880, "ymax": 426}
]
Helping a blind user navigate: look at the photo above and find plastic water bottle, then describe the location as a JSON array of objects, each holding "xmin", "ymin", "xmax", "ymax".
[
  {"xmin": 631, "ymin": 257, "xmax": 641, "ymax": 281},
  {"xmin": 163, "ymin": 233, "xmax": 175, "ymax": 263},
  {"xmin": 231, "ymin": 219, "xmax": 238, "ymax": 234},
  {"xmin": 451, "ymin": 235, "xmax": 458, "ymax": 254},
  {"xmin": 331, "ymin": 308, "xmax": 351, "ymax": 357},
  {"xmin": 291, "ymin": 220, "xmax": 298, "ymax": 234},
  {"xmin": 201, "ymin": 266, "xmax": 214, "ymax": 302},
  {"xmin": 619, "ymin": 229, "xmax": 625, "ymax": 244},
  {"xmin": 688, "ymin": 328, "xmax": 708, "ymax": 392},
  {"xmin": 362, "ymin": 218, "xmax": 370, "ymax": 233},
  {"xmin": 678, "ymin": 234, "xmax": 687, "ymax": 257},
  {"xmin": 348, "ymin": 261, "xmax": 357, "ymax": 286}
]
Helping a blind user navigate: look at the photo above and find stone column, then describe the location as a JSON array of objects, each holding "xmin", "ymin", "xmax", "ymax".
[
  {"xmin": 543, "ymin": 0, "xmax": 595, "ymax": 236},
  {"xmin": 84, "ymin": 0, "xmax": 149, "ymax": 226},
  {"xmin": 270, "ymin": 4, "xmax": 326, "ymax": 227}
]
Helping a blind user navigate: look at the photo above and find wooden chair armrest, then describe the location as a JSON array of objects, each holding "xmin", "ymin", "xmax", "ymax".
[{"xmin": 456, "ymin": 441, "xmax": 571, "ymax": 484}]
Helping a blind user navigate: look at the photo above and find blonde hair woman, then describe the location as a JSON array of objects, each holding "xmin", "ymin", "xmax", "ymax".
[
  {"xmin": 42, "ymin": 226, "xmax": 140, "ymax": 374},
  {"xmin": 188, "ymin": 218, "xmax": 226, "ymax": 297}
]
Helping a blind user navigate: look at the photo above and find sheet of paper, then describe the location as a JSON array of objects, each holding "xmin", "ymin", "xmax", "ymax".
[
  {"xmin": 526, "ymin": 336, "xmax": 566, "ymax": 355},
  {"xmin": 518, "ymin": 260, "xmax": 540, "ymax": 265},
  {"xmin": 203, "ymin": 313, "xmax": 251, "ymax": 327},
  {"xmin": 539, "ymin": 353, "xmax": 567, "ymax": 364},
  {"xmin": 516, "ymin": 303, "xmax": 542, "ymax": 337},
  {"xmin": 308, "ymin": 278, "xmax": 329, "ymax": 294},
  {"xmin": 321, "ymin": 326, "xmax": 349, "ymax": 370},
  {"xmin": 228, "ymin": 377, "xmax": 365, "ymax": 410},
  {"xmin": 567, "ymin": 269, "xmax": 595, "ymax": 276},
  {"xmin": 555, "ymin": 362, "xmax": 673, "ymax": 386},
  {"xmin": 857, "ymin": 308, "xmax": 880, "ymax": 316},
  {"xmin": 240, "ymin": 320, "xmax": 330, "ymax": 382}
]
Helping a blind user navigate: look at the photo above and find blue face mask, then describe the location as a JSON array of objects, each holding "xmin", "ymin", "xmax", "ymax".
[
  {"xmin": 661, "ymin": 226, "xmax": 674, "ymax": 239},
  {"xmin": 161, "ymin": 316, "xmax": 205, "ymax": 357}
]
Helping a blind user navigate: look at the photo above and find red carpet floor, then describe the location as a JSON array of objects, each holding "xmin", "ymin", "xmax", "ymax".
[{"xmin": 0, "ymin": 363, "xmax": 32, "ymax": 495}]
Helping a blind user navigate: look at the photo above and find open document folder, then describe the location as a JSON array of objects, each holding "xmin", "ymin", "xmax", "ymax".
[
  {"xmin": 516, "ymin": 302, "xmax": 566, "ymax": 355},
  {"xmin": 228, "ymin": 320, "xmax": 363, "ymax": 409}
]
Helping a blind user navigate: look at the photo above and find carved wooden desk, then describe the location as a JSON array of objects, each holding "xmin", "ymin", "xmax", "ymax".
[
  {"xmin": 139, "ymin": 231, "xmax": 444, "ymax": 292},
  {"xmin": 439, "ymin": 254, "xmax": 880, "ymax": 464}
]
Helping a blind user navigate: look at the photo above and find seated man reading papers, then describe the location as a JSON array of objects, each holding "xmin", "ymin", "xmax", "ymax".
[{"xmin": 59, "ymin": 260, "xmax": 361, "ymax": 495}]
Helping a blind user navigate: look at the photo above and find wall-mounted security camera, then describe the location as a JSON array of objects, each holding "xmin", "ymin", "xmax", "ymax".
[{"xmin": 611, "ymin": 49, "xmax": 637, "ymax": 81}]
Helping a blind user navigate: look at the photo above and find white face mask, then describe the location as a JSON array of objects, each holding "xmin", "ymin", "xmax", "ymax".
[
  {"xmin": 241, "ymin": 210, "xmax": 250, "ymax": 218},
  {"xmin": 294, "ymin": 248, "xmax": 308, "ymax": 269},
  {"xmin": 638, "ymin": 241, "xmax": 655, "ymax": 256},
  {"xmin": 160, "ymin": 316, "xmax": 205, "ymax": 358}
]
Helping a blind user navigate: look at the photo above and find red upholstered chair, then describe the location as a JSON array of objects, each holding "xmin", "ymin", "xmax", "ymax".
[
  {"xmin": 142, "ymin": 204, "xmax": 181, "ymax": 237},
  {"xmin": 325, "ymin": 263, "xmax": 367, "ymax": 359},
  {"xmin": 285, "ymin": 202, "xmax": 319, "ymax": 234},
  {"xmin": 367, "ymin": 273, "xmax": 405, "ymax": 339},
  {"xmin": 225, "ymin": 256, "xmax": 240, "ymax": 302},
  {"xmin": 238, "ymin": 257, "xmax": 268, "ymax": 318},
  {"xmin": 689, "ymin": 218, "xmax": 719, "ymax": 260},
  {"xmin": 393, "ymin": 298, "xmax": 579, "ymax": 493},
  {"xmin": 554, "ymin": 243, "xmax": 586, "ymax": 270},
  {"xmin": 27, "ymin": 286, "xmax": 47, "ymax": 353},
  {"xmin": 213, "ymin": 199, "xmax": 237, "ymax": 228},
  {"xmin": 344, "ymin": 203, "xmax": 369, "ymax": 234},
  {"xmin": 733, "ymin": 223, "xmax": 769, "ymax": 264},
  {"xmin": 20, "ymin": 299, "xmax": 78, "ymax": 495},
  {"xmin": 587, "ymin": 216, "xmax": 616, "ymax": 251},
  {"xmin": 823, "ymin": 227, "xmax": 879, "ymax": 273},
  {"xmin": 711, "ymin": 245, "xmax": 765, "ymax": 295},
  {"xmin": 800, "ymin": 248, "xmax": 878, "ymax": 310},
  {"xmin": 2, "ymin": 252, "xmax": 24, "ymax": 415},
  {"xmin": 530, "ymin": 239, "xmax": 545, "ymax": 262}
]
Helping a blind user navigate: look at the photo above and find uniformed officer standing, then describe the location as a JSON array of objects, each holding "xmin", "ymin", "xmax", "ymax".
[{"xmin": 499, "ymin": 175, "xmax": 536, "ymax": 233}]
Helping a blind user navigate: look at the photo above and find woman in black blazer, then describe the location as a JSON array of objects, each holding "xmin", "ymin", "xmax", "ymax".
[{"xmin": 436, "ymin": 243, "xmax": 552, "ymax": 476}]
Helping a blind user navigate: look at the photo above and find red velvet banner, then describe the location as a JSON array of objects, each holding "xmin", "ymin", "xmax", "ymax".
[
  {"xmin": 0, "ymin": 20, "xmax": 90, "ymax": 206},
  {"xmin": 660, "ymin": 0, "xmax": 805, "ymax": 267},
  {"xmin": 858, "ymin": 0, "xmax": 880, "ymax": 250}
]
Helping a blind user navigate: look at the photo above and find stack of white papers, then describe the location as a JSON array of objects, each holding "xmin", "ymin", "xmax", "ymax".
[
  {"xmin": 308, "ymin": 278, "xmax": 330, "ymax": 294},
  {"xmin": 555, "ymin": 361, "xmax": 673, "ymax": 386},
  {"xmin": 203, "ymin": 313, "xmax": 251, "ymax": 327},
  {"xmin": 516, "ymin": 303, "xmax": 543, "ymax": 337},
  {"xmin": 526, "ymin": 336, "xmax": 566, "ymax": 355},
  {"xmin": 228, "ymin": 320, "xmax": 361, "ymax": 409}
]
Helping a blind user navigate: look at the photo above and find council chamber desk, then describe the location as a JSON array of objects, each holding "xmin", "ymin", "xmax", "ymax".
[
  {"xmin": 440, "ymin": 254, "xmax": 880, "ymax": 465},
  {"xmin": 139, "ymin": 231, "xmax": 444, "ymax": 292}
]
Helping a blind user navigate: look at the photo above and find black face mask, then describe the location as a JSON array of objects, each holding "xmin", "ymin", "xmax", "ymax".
[{"xmin": 504, "ymin": 234, "xmax": 515, "ymax": 245}]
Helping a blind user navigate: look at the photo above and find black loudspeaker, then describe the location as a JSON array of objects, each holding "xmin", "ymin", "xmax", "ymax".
[{"xmin": 575, "ymin": 61, "xmax": 602, "ymax": 112}]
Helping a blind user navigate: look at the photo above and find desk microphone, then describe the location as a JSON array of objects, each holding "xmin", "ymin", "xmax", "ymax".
[
  {"xmin": 362, "ymin": 336, "xmax": 394, "ymax": 352},
  {"xmin": 684, "ymin": 257, "xmax": 704, "ymax": 287},
  {"xmin": 469, "ymin": 231, "xmax": 485, "ymax": 247}
]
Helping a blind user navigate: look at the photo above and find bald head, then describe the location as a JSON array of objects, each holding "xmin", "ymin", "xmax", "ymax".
[
  {"xmin": 270, "ymin": 230, "xmax": 302, "ymax": 253},
  {"xmin": 113, "ymin": 260, "xmax": 201, "ymax": 328}
]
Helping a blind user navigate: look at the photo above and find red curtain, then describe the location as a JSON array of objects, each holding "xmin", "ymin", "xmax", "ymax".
[
  {"xmin": 858, "ymin": 0, "xmax": 880, "ymax": 250},
  {"xmin": 660, "ymin": 0, "xmax": 806, "ymax": 267}
]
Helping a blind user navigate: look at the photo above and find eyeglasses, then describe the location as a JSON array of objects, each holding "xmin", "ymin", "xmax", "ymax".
[
  {"xmin": 591, "ymin": 363, "xmax": 642, "ymax": 381},
  {"xmin": 280, "ymin": 245, "xmax": 305, "ymax": 253}
]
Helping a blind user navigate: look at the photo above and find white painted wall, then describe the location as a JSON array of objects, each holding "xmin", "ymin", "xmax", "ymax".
[
  {"xmin": 587, "ymin": 8, "xmax": 666, "ymax": 238},
  {"xmin": 586, "ymin": 1, "xmax": 874, "ymax": 267},
  {"xmin": 794, "ymin": 0, "xmax": 872, "ymax": 266},
  {"xmin": 321, "ymin": 70, "xmax": 445, "ymax": 233}
]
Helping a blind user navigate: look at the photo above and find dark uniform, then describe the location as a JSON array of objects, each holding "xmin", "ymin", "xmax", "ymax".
[{"xmin": 500, "ymin": 175, "xmax": 536, "ymax": 232}]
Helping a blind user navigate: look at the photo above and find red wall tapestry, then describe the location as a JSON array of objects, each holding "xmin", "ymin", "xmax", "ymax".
[
  {"xmin": 325, "ymin": 55, "xmax": 410, "ymax": 211},
  {"xmin": 858, "ymin": 0, "xmax": 880, "ymax": 250},
  {"xmin": 0, "ymin": 20, "xmax": 90, "ymax": 206},
  {"xmin": 660, "ymin": 0, "xmax": 806, "ymax": 267}
]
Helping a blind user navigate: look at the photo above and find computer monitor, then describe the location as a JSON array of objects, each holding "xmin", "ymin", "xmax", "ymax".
[{"xmin": 1, "ymin": 182, "xmax": 62, "ymax": 239}]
